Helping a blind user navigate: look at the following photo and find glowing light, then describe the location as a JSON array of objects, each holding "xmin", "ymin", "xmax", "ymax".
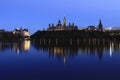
[
  {"xmin": 109, "ymin": 27, "xmax": 112, "ymax": 30},
  {"xmin": 110, "ymin": 46, "xmax": 112, "ymax": 57},
  {"xmin": 64, "ymin": 56, "xmax": 66, "ymax": 64},
  {"xmin": 23, "ymin": 41, "xmax": 30, "ymax": 51},
  {"xmin": 110, "ymin": 42, "xmax": 114, "ymax": 57}
]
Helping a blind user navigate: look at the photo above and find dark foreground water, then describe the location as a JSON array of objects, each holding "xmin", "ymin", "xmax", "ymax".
[{"xmin": 0, "ymin": 40, "xmax": 120, "ymax": 80}]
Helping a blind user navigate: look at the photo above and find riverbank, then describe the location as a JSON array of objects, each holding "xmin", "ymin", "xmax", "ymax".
[{"xmin": 31, "ymin": 30, "xmax": 120, "ymax": 43}]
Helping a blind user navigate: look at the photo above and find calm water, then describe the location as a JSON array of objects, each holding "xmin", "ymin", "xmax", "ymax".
[{"xmin": 0, "ymin": 40, "xmax": 120, "ymax": 80}]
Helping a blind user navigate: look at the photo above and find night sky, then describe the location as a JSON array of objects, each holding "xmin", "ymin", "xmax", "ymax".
[{"xmin": 0, "ymin": 0, "xmax": 120, "ymax": 34}]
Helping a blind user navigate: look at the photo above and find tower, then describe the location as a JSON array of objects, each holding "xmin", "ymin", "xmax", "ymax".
[
  {"xmin": 58, "ymin": 20, "xmax": 62, "ymax": 26},
  {"xmin": 98, "ymin": 19, "xmax": 103, "ymax": 31},
  {"xmin": 63, "ymin": 17, "xmax": 66, "ymax": 26},
  {"xmin": 49, "ymin": 24, "xmax": 51, "ymax": 28}
]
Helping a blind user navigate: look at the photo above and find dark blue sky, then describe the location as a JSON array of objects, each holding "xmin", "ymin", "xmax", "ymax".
[{"xmin": 0, "ymin": 0, "xmax": 120, "ymax": 34}]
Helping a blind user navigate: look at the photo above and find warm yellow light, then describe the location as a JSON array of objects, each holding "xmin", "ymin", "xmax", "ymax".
[{"xmin": 23, "ymin": 41, "xmax": 30, "ymax": 51}]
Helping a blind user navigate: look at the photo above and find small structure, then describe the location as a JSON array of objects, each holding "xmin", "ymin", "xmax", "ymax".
[
  {"xmin": 0, "ymin": 29, "xmax": 5, "ymax": 33},
  {"xmin": 86, "ymin": 20, "xmax": 104, "ymax": 31},
  {"xmin": 87, "ymin": 26, "xmax": 97, "ymax": 31}
]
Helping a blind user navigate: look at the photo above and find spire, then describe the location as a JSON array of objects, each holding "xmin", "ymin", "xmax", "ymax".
[
  {"xmin": 52, "ymin": 23, "xmax": 54, "ymax": 27},
  {"xmin": 57, "ymin": 20, "xmax": 62, "ymax": 26},
  {"xmin": 49, "ymin": 24, "xmax": 51, "ymax": 28},
  {"xmin": 99, "ymin": 19, "xmax": 103, "ymax": 27},
  {"xmin": 63, "ymin": 17, "xmax": 66, "ymax": 26},
  {"xmin": 98, "ymin": 19, "xmax": 103, "ymax": 31},
  {"xmin": 72, "ymin": 22, "xmax": 74, "ymax": 26}
]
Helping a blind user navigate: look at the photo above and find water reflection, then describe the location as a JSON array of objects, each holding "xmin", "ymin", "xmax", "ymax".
[
  {"xmin": 0, "ymin": 40, "xmax": 120, "ymax": 63},
  {"xmin": 0, "ymin": 40, "xmax": 30, "ymax": 54},
  {"xmin": 13, "ymin": 41, "xmax": 31, "ymax": 54},
  {"xmin": 32, "ymin": 40, "xmax": 120, "ymax": 63},
  {"xmin": 110, "ymin": 41, "xmax": 113, "ymax": 57},
  {"xmin": 22, "ymin": 41, "xmax": 31, "ymax": 51}
]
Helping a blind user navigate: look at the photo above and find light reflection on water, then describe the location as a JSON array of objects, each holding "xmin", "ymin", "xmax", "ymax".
[
  {"xmin": 0, "ymin": 40, "xmax": 120, "ymax": 61},
  {"xmin": 32, "ymin": 40, "xmax": 120, "ymax": 63},
  {"xmin": 12, "ymin": 41, "xmax": 31, "ymax": 55},
  {"xmin": 0, "ymin": 40, "xmax": 120, "ymax": 80}
]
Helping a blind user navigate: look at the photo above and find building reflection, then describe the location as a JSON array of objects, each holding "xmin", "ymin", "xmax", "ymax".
[
  {"xmin": 13, "ymin": 43, "xmax": 21, "ymax": 54},
  {"xmin": 33, "ymin": 40, "xmax": 120, "ymax": 63},
  {"xmin": 22, "ymin": 41, "xmax": 31, "ymax": 51},
  {"xmin": 0, "ymin": 40, "xmax": 31, "ymax": 55},
  {"xmin": 0, "ymin": 40, "xmax": 119, "ymax": 63},
  {"xmin": 13, "ymin": 40, "xmax": 31, "ymax": 54},
  {"xmin": 47, "ymin": 46, "xmax": 78, "ymax": 64}
]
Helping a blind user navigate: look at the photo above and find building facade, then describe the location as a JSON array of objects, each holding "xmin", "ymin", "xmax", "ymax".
[
  {"xmin": 13, "ymin": 28, "xmax": 30, "ymax": 39},
  {"xmin": 47, "ymin": 17, "xmax": 78, "ymax": 31}
]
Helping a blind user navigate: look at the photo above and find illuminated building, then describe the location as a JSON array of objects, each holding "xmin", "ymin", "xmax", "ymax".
[
  {"xmin": 13, "ymin": 28, "xmax": 30, "ymax": 39},
  {"xmin": 47, "ymin": 17, "xmax": 78, "ymax": 31}
]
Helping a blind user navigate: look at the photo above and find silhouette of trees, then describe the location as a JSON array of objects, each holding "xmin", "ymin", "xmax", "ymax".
[
  {"xmin": 0, "ymin": 31, "xmax": 22, "ymax": 42},
  {"xmin": 31, "ymin": 30, "xmax": 111, "ymax": 41}
]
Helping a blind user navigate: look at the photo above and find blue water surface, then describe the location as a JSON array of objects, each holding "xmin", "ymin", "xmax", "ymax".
[{"xmin": 0, "ymin": 41, "xmax": 119, "ymax": 80}]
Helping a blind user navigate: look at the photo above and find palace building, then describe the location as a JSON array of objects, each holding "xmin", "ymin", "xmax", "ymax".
[
  {"xmin": 47, "ymin": 17, "xmax": 78, "ymax": 31},
  {"xmin": 13, "ymin": 28, "xmax": 30, "ymax": 39}
]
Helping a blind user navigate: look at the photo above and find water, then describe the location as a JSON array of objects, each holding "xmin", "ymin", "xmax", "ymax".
[{"xmin": 0, "ymin": 40, "xmax": 120, "ymax": 80}]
